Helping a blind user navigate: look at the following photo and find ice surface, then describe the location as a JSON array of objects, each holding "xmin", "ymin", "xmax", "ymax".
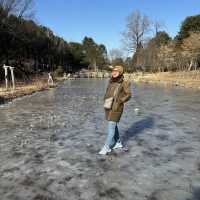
[{"xmin": 0, "ymin": 79, "xmax": 200, "ymax": 200}]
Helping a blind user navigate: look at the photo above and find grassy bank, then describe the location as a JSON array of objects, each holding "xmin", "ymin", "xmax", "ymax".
[
  {"xmin": 0, "ymin": 76, "xmax": 57, "ymax": 104},
  {"xmin": 1, "ymin": 71, "xmax": 199, "ymax": 105},
  {"xmin": 124, "ymin": 71, "xmax": 200, "ymax": 89}
]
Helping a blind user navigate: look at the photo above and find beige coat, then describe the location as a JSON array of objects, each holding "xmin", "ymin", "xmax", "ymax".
[{"xmin": 104, "ymin": 75, "xmax": 131, "ymax": 122}]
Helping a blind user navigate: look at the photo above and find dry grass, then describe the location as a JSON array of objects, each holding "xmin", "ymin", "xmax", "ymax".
[
  {"xmin": 124, "ymin": 71, "xmax": 200, "ymax": 89},
  {"xmin": 1, "ymin": 71, "xmax": 199, "ymax": 103},
  {"xmin": 0, "ymin": 76, "xmax": 56, "ymax": 101}
]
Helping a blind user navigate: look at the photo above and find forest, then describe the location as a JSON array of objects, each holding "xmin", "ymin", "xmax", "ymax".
[
  {"xmin": 113, "ymin": 10, "xmax": 200, "ymax": 73},
  {"xmin": 1, "ymin": 0, "xmax": 200, "ymax": 81},
  {"xmin": 0, "ymin": 0, "xmax": 108, "ymax": 80}
]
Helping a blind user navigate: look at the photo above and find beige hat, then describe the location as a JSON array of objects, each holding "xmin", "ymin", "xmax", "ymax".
[{"xmin": 112, "ymin": 65, "xmax": 124, "ymax": 75}]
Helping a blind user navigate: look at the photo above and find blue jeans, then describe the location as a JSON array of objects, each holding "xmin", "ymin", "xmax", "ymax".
[{"xmin": 105, "ymin": 121, "xmax": 121, "ymax": 148}]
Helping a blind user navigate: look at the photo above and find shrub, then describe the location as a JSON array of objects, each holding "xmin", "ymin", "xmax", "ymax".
[{"xmin": 53, "ymin": 66, "xmax": 64, "ymax": 77}]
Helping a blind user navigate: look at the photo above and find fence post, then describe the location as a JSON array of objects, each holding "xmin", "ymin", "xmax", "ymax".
[
  {"xmin": 48, "ymin": 72, "xmax": 54, "ymax": 86},
  {"xmin": 3, "ymin": 64, "xmax": 9, "ymax": 91},
  {"xmin": 10, "ymin": 67, "xmax": 15, "ymax": 90}
]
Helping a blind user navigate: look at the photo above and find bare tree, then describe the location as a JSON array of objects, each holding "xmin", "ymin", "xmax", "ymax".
[
  {"xmin": 122, "ymin": 10, "xmax": 151, "ymax": 53},
  {"xmin": 0, "ymin": 0, "xmax": 18, "ymax": 15},
  {"xmin": 109, "ymin": 48, "xmax": 125, "ymax": 66},
  {"xmin": 109, "ymin": 48, "xmax": 124, "ymax": 61},
  {"xmin": 153, "ymin": 20, "xmax": 165, "ymax": 35},
  {"xmin": 18, "ymin": 0, "xmax": 34, "ymax": 18},
  {"xmin": 0, "ymin": 0, "xmax": 34, "ymax": 18}
]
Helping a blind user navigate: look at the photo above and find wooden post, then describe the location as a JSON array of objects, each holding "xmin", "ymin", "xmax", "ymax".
[
  {"xmin": 48, "ymin": 72, "xmax": 54, "ymax": 85},
  {"xmin": 3, "ymin": 64, "xmax": 9, "ymax": 91},
  {"xmin": 87, "ymin": 64, "xmax": 90, "ymax": 79},
  {"xmin": 9, "ymin": 67, "xmax": 15, "ymax": 90},
  {"xmin": 188, "ymin": 59, "xmax": 193, "ymax": 71},
  {"xmin": 93, "ymin": 60, "xmax": 97, "ymax": 78}
]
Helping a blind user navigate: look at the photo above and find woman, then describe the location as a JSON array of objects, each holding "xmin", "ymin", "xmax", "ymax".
[{"xmin": 99, "ymin": 65, "xmax": 132, "ymax": 155}]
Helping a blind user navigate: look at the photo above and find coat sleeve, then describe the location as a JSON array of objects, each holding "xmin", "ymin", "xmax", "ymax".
[{"xmin": 119, "ymin": 81, "xmax": 132, "ymax": 103}]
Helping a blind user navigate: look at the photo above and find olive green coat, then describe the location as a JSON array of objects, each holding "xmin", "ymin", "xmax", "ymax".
[{"xmin": 104, "ymin": 76, "xmax": 131, "ymax": 122}]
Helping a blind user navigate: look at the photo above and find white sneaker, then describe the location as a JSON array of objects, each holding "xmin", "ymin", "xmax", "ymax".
[
  {"xmin": 113, "ymin": 142, "xmax": 123, "ymax": 150},
  {"xmin": 98, "ymin": 146, "xmax": 111, "ymax": 155}
]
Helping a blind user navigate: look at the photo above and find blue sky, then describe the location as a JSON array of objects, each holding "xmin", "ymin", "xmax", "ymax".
[{"xmin": 35, "ymin": 0, "xmax": 200, "ymax": 51}]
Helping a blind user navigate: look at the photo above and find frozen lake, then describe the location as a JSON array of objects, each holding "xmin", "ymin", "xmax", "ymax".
[{"xmin": 0, "ymin": 79, "xmax": 200, "ymax": 200}]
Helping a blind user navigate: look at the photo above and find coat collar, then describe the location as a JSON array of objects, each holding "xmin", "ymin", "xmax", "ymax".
[{"xmin": 110, "ymin": 75, "xmax": 124, "ymax": 83}]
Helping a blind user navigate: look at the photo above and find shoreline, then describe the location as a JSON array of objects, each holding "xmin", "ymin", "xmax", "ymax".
[
  {"xmin": 1, "ymin": 71, "xmax": 199, "ymax": 105},
  {"xmin": 0, "ymin": 87, "xmax": 52, "ymax": 105},
  {"xmin": 124, "ymin": 71, "xmax": 200, "ymax": 90},
  {"xmin": 0, "ymin": 79, "xmax": 58, "ymax": 105}
]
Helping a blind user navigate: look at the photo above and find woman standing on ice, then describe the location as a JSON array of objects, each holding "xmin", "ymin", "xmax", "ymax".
[{"xmin": 99, "ymin": 65, "xmax": 132, "ymax": 155}]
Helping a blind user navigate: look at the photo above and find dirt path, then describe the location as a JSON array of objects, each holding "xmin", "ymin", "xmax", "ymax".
[{"xmin": 0, "ymin": 79, "xmax": 200, "ymax": 200}]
